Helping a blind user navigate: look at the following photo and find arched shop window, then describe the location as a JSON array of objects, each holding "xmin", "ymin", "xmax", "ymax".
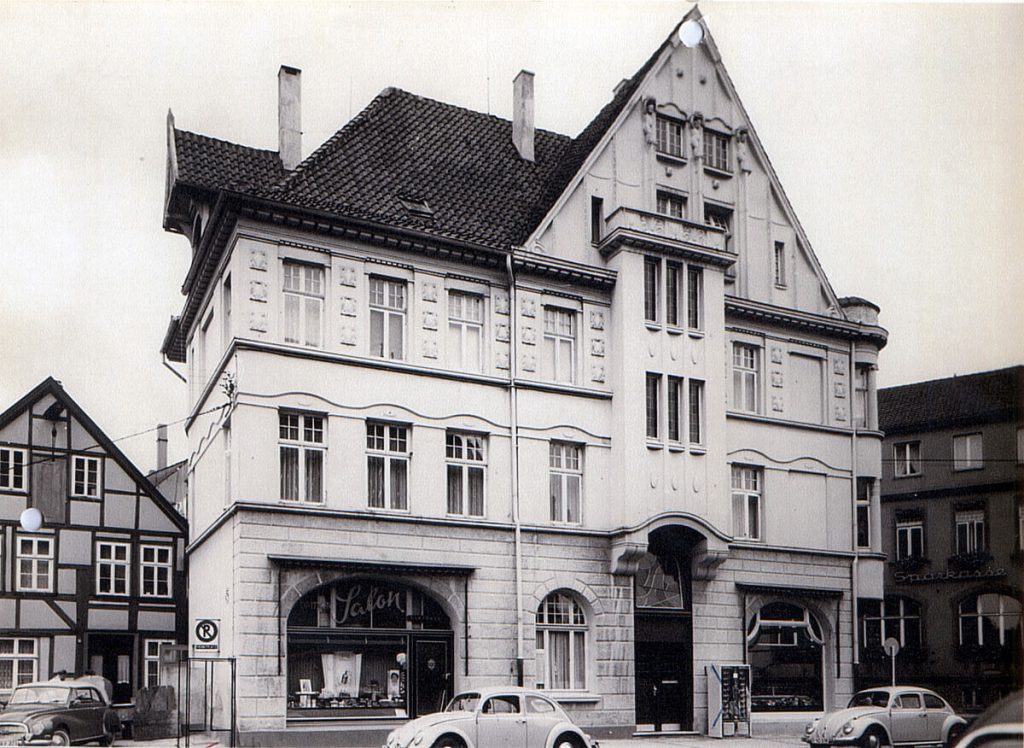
[
  {"xmin": 958, "ymin": 593, "xmax": 1021, "ymax": 648},
  {"xmin": 747, "ymin": 602, "xmax": 824, "ymax": 712},
  {"xmin": 287, "ymin": 579, "xmax": 452, "ymax": 719},
  {"xmin": 861, "ymin": 596, "xmax": 922, "ymax": 655},
  {"xmin": 535, "ymin": 592, "xmax": 587, "ymax": 691}
]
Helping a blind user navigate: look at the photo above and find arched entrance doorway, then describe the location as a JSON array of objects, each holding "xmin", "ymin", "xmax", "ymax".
[
  {"xmin": 286, "ymin": 577, "xmax": 453, "ymax": 720},
  {"xmin": 634, "ymin": 526, "xmax": 698, "ymax": 733}
]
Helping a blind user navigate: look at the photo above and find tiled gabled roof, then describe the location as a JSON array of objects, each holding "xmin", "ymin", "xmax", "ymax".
[
  {"xmin": 879, "ymin": 366, "xmax": 1023, "ymax": 434},
  {"xmin": 173, "ymin": 129, "xmax": 287, "ymax": 193}
]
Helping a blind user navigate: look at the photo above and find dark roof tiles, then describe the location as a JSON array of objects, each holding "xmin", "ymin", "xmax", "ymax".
[{"xmin": 879, "ymin": 366, "xmax": 1023, "ymax": 433}]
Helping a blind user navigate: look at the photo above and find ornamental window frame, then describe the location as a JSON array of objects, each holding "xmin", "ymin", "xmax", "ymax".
[
  {"xmin": 655, "ymin": 115, "xmax": 684, "ymax": 158},
  {"xmin": 703, "ymin": 129, "xmax": 731, "ymax": 172}
]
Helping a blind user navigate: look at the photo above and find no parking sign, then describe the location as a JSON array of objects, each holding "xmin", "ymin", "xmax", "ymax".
[{"xmin": 193, "ymin": 618, "xmax": 220, "ymax": 654}]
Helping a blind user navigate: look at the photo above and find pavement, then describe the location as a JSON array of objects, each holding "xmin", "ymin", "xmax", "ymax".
[{"xmin": 112, "ymin": 735, "xmax": 803, "ymax": 748}]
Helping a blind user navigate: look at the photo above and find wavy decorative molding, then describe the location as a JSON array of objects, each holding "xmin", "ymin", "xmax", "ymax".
[{"xmin": 725, "ymin": 447, "xmax": 850, "ymax": 474}]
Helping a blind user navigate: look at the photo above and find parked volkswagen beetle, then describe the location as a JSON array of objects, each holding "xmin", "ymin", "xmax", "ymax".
[
  {"xmin": 803, "ymin": 687, "xmax": 966, "ymax": 748},
  {"xmin": 383, "ymin": 687, "xmax": 598, "ymax": 748},
  {"xmin": 0, "ymin": 680, "xmax": 119, "ymax": 746}
]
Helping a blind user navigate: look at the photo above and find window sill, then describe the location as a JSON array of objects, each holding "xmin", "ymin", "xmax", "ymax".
[
  {"xmin": 644, "ymin": 322, "xmax": 661, "ymax": 331},
  {"xmin": 689, "ymin": 445, "xmax": 707, "ymax": 455},
  {"xmin": 952, "ymin": 466, "xmax": 983, "ymax": 472},
  {"xmin": 543, "ymin": 691, "xmax": 602, "ymax": 704},
  {"xmin": 666, "ymin": 326, "xmax": 685, "ymax": 336},
  {"xmin": 688, "ymin": 329, "xmax": 704, "ymax": 339},
  {"xmin": 703, "ymin": 165, "xmax": 733, "ymax": 179},
  {"xmin": 646, "ymin": 441, "xmax": 664, "ymax": 450},
  {"xmin": 279, "ymin": 499, "xmax": 327, "ymax": 507},
  {"xmin": 667, "ymin": 444, "xmax": 686, "ymax": 453},
  {"xmin": 774, "ymin": 284, "xmax": 788, "ymax": 291},
  {"xmin": 655, "ymin": 152, "xmax": 688, "ymax": 166},
  {"xmin": 892, "ymin": 473, "xmax": 922, "ymax": 480}
]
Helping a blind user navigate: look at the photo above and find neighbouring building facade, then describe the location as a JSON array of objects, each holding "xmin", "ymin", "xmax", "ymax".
[
  {"xmin": 0, "ymin": 378, "xmax": 187, "ymax": 704},
  {"xmin": 860, "ymin": 367, "xmax": 1023, "ymax": 712},
  {"xmin": 159, "ymin": 9, "xmax": 887, "ymax": 745}
]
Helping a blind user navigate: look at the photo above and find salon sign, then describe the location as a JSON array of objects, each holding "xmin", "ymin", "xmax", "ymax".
[{"xmin": 334, "ymin": 582, "xmax": 406, "ymax": 627}]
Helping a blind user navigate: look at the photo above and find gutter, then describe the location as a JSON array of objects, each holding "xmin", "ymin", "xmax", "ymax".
[
  {"xmin": 506, "ymin": 251, "xmax": 525, "ymax": 686},
  {"xmin": 850, "ymin": 340, "xmax": 860, "ymax": 669}
]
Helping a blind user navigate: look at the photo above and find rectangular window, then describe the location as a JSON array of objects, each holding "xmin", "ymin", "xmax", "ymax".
[
  {"xmin": 667, "ymin": 376, "xmax": 683, "ymax": 443},
  {"xmin": 732, "ymin": 343, "xmax": 760, "ymax": 413},
  {"xmin": 856, "ymin": 478, "xmax": 873, "ymax": 549},
  {"xmin": 731, "ymin": 466, "xmax": 762, "ymax": 540},
  {"xmin": 646, "ymin": 373, "xmax": 661, "ymax": 440},
  {"xmin": 953, "ymin": 433, "xmax": 983, "ymax": 471},
  {"xmin": 549, "ymin": 442, "xmax": 582, "ymax": 525},
  {"xmin": 446, "ymin": 432, "xmax": 486, "ymax": 517},
  {"xmin": 687, "ymin": 266, "xmax": 703, "ymax": 329},
  {"xmin": 279, "ymin": 412, "xmax": 325, "ymax": 503},
  {"xmin": 144, "ymin": 639, "xmax": 176, "ymax": 689},
  {"xmin": 665, "ymin": 261, "xmax": 682, "ymax": 327},
  {"xmin": 894, "ymin": 441, "xmax": 921, "ymax": 477},
  {"xmin": 141, "ymin": 545, "xmax": 173, "ymax": 598},
  {"xmin": 955, "ymin": 510, "xmax": 985, "ymax": 554},
  {"xmin": 853, "ymin": 365, "xmax": 870, "ymax": 429},
  {"xmin": 282, "ymin": 262, "xmax": 324, "ymax": 348},
  {"xmin": 704, "ymin": 130, "xmax": 730, "ymax": 171},
  {"xmin": 656, "ymin": 116, "xmax": 684, "ymax": 157},
  {"xmin": 705, "ymin": 204, "xmax": 731, "ymax": 232},
  {"xmin": 643, "ymin": 257, "xmax": 660, "ymax": 323},
  {"xmin": 0, "ymin": 447, "xmax": 26, "ymax": 492},
  {"xmin": 773, "ymin": 241, "xmax": 786, "ymax": 287},
  {"xmin": 656, "ymin": 191, "xmax": 686, "ymax": 219},
  {"xmin": 542, "ymin": 307, "xmax": 576, "ymax": 384},
  {"xmin": 590, "ymin": 196, "xmax": 603, "ymax": 244},
  {"xmin": 0, "ymin": 638, "xmax": 38, "ymax": 693},
  {"xmin": 447, "ymin": 291, "xmax": 484, "ymax": 373},
  {"xmin": 688, "ymin": 379, "xmax": 705, "ymax": 445},
  {"xmin": 96, "ymin": 541, "xmax": 130, "ymax": 596},
  {"xmin": 896, "ymin": 520, "xmax": 925, "ymax": 559},
  {"xmin": 72, "ymin": 455, "xmax": 100, "ymax": 498},
  {"xmin": 369, "ymin": 277, "xmax": 407, "ymax": 360},
  {"xmin": 16, "ymin": 536, "xmax": 53, "ymax": 592},
  {"xmin": 367, "ymin": 422, "xmax": 409, "ymax": 511}
]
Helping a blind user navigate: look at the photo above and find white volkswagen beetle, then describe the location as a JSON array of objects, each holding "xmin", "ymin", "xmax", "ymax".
[
  {"xmin": 383, "ymin": 687, "xmax": 599, "ymax": 748},
  {"xmin": 803, "ymin": 687, "xmax": 967, "ymax": 748}
]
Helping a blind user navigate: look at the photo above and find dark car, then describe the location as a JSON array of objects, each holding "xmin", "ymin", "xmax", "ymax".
[
  {"xmin": 0, "ymin": 681, "xmax": 118, "ymax": 746},
  {"xmin": 953, "ymin": 691, "xmax": 1022, "ymax": 748}
]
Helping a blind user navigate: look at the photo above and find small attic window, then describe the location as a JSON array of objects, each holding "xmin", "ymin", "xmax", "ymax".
[{"xmin": 398, "ymin": 195, "xmax": 434, "ymax": 219}]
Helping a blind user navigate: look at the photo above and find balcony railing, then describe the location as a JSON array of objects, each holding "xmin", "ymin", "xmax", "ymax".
[{"xmin": 598, "ymin": 207, "xmax": 733, "ymax": 264}]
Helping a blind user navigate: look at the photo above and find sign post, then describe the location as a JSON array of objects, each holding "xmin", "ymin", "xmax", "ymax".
[{"xmin": 882, "ymin": 637, "xmax": 900, "ymax": 687}]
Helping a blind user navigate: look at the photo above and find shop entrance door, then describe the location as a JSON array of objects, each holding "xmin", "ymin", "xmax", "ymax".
[
  {"xmin": 634, "ymin": 611, "xmax": 693, "ymax": 732},
  {"xmin": 413, "ymin": 639, "xmax": 451, "ymax": 716},
  {"xmin": 87, "ymin": 634, "xmax": 134, "ymax": 705}
]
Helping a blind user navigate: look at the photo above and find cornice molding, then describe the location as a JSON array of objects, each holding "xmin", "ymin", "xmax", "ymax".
[{"xmin": 726, "ymin": 296, "xmax": 889, "ymax": 348}]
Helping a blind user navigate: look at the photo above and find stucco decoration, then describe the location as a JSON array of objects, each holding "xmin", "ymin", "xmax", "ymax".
[
  {"xmin": 833, "ymin": 357, "xmax": 847, "ymax": 375},
  {"xmin": 249, "ymin": 247, "xmax": 267, "ymax": 271},
  {"xmin": 771, "ymin": 395, "xmax": 784, "ymax": 413},
  {"xmin": 591, "ymin": 339, "xmax": 605, "ymax": 357},
  {"xmin": 835, "ymin": 405, "xmax": 847, "ymax": 422},
  {"xmin": 421, "ymin": 282, "xmax": 438, "ymax": 303},
  {"xmin": 670, "ymin": 476, "xmax": 678, "ymax": 491},
  {"xmin": 834, "ymin": 382, "xmax": 847, "ymax": 398},
  {"xmin": 770, "ymin": 347, "xmax": 783, "ymax": 364},
  {"xmin": 736, "ymin": 127, "xmax": 753, "ymax": 174},
  {"xmin": 496, "ymin": 351, "xmax": 510, "ymax": 370},
  {"xmin": 591, "ymin": 364, "xmax": 605, "ymax": 383},
  {"xmin": 689, "ymin": 112, "xmax": 704, "ymax": 160},
  {"xmin": 339, "ymin": 324, "xmax": 356, "ymax": 346},
  {"xmin": 521, "ymin": 298, "xmax": 536, "ymax": 317},
  {"xmin": 249, "ymin": 311, "xmax": 267, "ymax": 333},
  {"xmin": 422, "ymin": 311, "xmax": 438, "ymax": 330},
  {"xmin": 521, "ymin": 353, "xmax": 536, "ymax": 372},
  {"xmin": 609, "ymin": 540, "xmax": 647, "ymax": 576},
  {"xmin": 649, "ymin": 474, "xmax": 658, "ymax": 488},
  {"xmin": 771, "ymin": 371, "xmax": 784, "ymax": 388},
  {"xmin": 521, "ymin": 326, "xmax": 536, "ymax": 345},
  {"xmin": 495, "ymin": 323, "xmax": 510, "ymax": 342},
  {"xmin": 338, "ymin": 265, "xmax": 358, "ymax": 287},
  {"xmin": 642, "ymin": 97, "xmax": 657, "ymax": 146},
  {"xmin": 249, "ymin": 280, "xmax": 267, "ymax": 302},
  {"xmin": 494, "ymin": 292, "xmax": 510, "ymax": 315},
  {"xmin": 339, "ymin": 297, "xmax": 357, "ymax": 316},
  {"xmin": 589, "ymin": 311, "xmax": 605, "ymax": 330},
  {"xmin": 422, "ymin": 340, "xmax": 438, "ymax": 359}
]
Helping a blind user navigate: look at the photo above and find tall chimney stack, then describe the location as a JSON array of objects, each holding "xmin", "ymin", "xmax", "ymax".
[
  {"xmin": 512, "ymin": 70, "xmax": 535, "ymax": 162},
  {"xmin": 156, "ymin": 424, "xmax": 168, "ymax": 471},
  {"xmin": 278, "ymin": 65, "xmax": 302, "ymax": 170}
]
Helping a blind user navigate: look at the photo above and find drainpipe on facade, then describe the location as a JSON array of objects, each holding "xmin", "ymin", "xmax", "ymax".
[
  {"xmin": 506, "ymin": 252, "xmax": 525, "ymax": 685},
  {"xmin": 850, "ymin": 340, "xmax": 860, "ymax": 668}
]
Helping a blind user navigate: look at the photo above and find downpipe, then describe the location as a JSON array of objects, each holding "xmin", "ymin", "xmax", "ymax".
[{"xmin": 506, "ymin": 252, "xmax": 525, "ymax": 685}]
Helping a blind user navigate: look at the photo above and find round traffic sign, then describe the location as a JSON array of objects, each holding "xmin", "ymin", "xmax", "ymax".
[
  {"xmin": 882, "ymin": 637, "xmax": 900, "ymax": 657},
  {"xmin": 195, "ymin": 619, "xmax": 219, "ymax": 643}
]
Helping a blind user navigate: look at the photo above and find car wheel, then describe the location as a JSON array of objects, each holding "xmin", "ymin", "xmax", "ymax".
[
  {"xmin": 99, "ymin": 729, "xmax": 116, "ymax": 746},
  {"xmin": 50, "ymin": 730, "xmax": 72, "ymax": 746},
  {"xmin": 860, "ymin": 727, "xmax": 887, "ymax": 748},
  {"xmin": 946, "ymin": 724, "xmax": 966, "ymax": 748},
  {"xmin": 430, "ymin": 736, "xmax": 465, "ymax": 748},
  {"xmin": 554, "ymin": 733, "xmax": 585, "ymax": 748}
]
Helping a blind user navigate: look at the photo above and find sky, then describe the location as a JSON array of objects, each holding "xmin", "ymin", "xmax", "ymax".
[{"xmin": 0, "ymin": 1, "xmax": 1021, "ymax": 470}]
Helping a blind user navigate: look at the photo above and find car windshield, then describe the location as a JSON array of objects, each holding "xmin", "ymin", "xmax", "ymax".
[
  {"xmin": 849, "ymin": 691, "xmax": 891, "ymax": 708},
  {"xmin": 446, "ymin": 693, "xmax": 480, "ymax": 713},
  {"xmin": 8, "ymin": 687, "xmax": 70, "ymax": 705}
]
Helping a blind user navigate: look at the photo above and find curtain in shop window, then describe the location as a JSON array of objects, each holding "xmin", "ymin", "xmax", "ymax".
[{"xmin": 548, "ymin": 631, "xmax": 569, "ymax": 689}]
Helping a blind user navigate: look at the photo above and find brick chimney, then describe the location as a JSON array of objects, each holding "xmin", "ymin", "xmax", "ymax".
[
  {"xmin": 512, "ymin": 70, "xmax": 535, "ymax": 162},
  {"xmin": 278, "ymin": 65, "xmax": 302, "ymax": 170},
  {"xmin": 156, "ymin": 424, "xmax": 168, "ymax": 471}
]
